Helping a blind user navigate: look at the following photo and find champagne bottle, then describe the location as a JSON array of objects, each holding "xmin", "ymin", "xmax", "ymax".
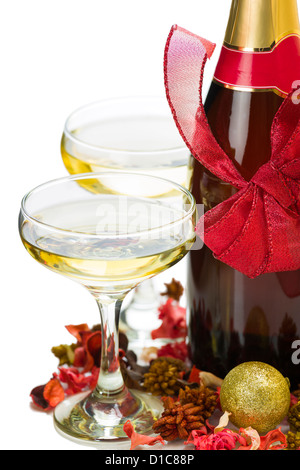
[{"xmin": 187, "ymin": 0, "xmax": 300, "ymax": 388}]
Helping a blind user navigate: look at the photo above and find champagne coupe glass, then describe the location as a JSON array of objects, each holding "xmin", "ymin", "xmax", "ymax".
[
  {"xmin": 19, "ymin": 171, "xmax": 196, "ymax": 443},
  {"xmin": 60, "ymin": 97, "xmax": 192, "ymax": 343}
]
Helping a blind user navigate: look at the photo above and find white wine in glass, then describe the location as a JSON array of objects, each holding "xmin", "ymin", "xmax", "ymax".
[
  {"xmin": 61, "ymin": 97, "xmax": 192, "ymax": 190},
  {"xmin": 19, "ymin": 172, "xmax": 196, "ymax": 444}
]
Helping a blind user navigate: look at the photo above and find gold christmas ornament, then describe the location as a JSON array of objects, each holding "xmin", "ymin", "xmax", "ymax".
[{"xmin": 219, "ymin": 361, "xmax": 290, "ymax": 435}]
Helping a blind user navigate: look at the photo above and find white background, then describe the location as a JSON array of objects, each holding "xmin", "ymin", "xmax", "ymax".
[{"xmin": 1, "ymin": 0, "xmax": 296, "ymax": 450}]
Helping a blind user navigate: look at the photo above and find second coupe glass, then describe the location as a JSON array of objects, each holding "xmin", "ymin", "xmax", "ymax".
[{"xmin": 60, "ymin": 96, "xmax": 192, "ymax": 342}]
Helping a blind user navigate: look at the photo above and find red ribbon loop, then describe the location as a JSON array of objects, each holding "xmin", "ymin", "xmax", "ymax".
[
  {"xmin": 164, "ymin": 25, "xmax": 300, "ymax": 278},
  {"xmin": 251, "ymin": 162, "xmax": 296, "ymax": 209}
]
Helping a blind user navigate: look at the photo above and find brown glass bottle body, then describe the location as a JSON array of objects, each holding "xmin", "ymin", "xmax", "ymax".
[{"xmin": 187, "ymin": 82, "xmax": 300, "ymax": 388}]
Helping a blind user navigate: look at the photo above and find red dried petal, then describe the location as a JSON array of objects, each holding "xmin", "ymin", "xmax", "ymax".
[
  {"xmin": 78, "ymin": 330, "xmax": 101, "ymax": 372},
  {"xmin": 85, "ymin": 331, "xmax": 102, "ymax": 370},
  {"xmin": 123, "ymin": 420, "xmax": 165, "ymax": 450},
  {"xmin": 157, "ymin": 341, "xmax": 189, "ymax": 362},
  {"xmin": 65, "ymin": 324, "xmax": 90, "ymax": 342},
  {"xmin": 188, "ymin": 365, "xmax": 201, "ymax": 384},
  {"xmin": 88, "ymin": 366, "xmax": 100, "ymax": 390},
  {"xmin": 151, "ymin": 299, "xmax": 187, "ymax": 339},
  {"xmin": 58, "ymin": 367, "xmax": 84, "ymax": 395},
  {"xmin": 43, "ymin": 377, "xmax": 65, "ymax": 408},
  {"xmin": 291, "ymin": 393, "xmax": 299, "ymax": 406},
  {"xmin": 58, "ymin": 366, "xmax": 99, "ymax": 395},
  {"xmin": 259, "ymin": 427, "xmax": 287, "ymax": 450},
  {"xmin": 73, "ymin": 346, "xmax": 86, "ymax": 368},
  {"xmin": 30, "ymin": 384, "xmax": 50, "ymax": 410},
  {"xmin": 188, "ymin": 428, "xmax": 247, "ymax": 450}
]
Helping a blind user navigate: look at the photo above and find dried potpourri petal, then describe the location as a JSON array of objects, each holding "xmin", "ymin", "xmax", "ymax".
[
  {"xmin": 189, "ymin": 412, "xmax": 288, "ymax": 450},
  {"xmin": 123, "ymin": 420, "xmax": 165, "ymax": 450},
  {"xmin": 199, "ymin": 371, "xmax": 224, "ymax": 390},
  {"xmin": 57, "ymin": 366, "xmax": 99, "ymax": 395},
  {"xmin": 120, "ymin": 361, "xmax": 145, "ymax": 391},
  {"xmin": 73, "ymin": 329, "xmax": 102, "ymax": 372},
  {"xmin": 186, "ymin": 426, "xmax": 249, "ymax": 450},
  {"xmin": 139, "ymin": 346, "xmax": 158, "ymax": 363},
  {"xmin": 120, "ymin": 350, "xmax": 150, "ymax": 391},
  {"xmin": 161, "ymin": 278, "xmax": 184, "ymax": 302},
  {"xmin": 188, "ymin": 365, "xmax": 201, "ymax": 384},
  {"xmin": 61, "ymin": 324, "xmax": 128, "ymax": 372},
  {"xmin": 157, "ymin": 340, "xmax": 189, "ymax": 363},
  {"xmin": 65, "ymin": 323, "xmax": 90, "ymax": 342},
  {"xmin": 51, "ymin": 343, "xmax": 77, "ymax": 366},
  {"xmin": 30, "ymin": 384, "xmax": 51, "ymax": 410},
  {"xmin": 258, "ymin": 427, "xmax": 287, "ymax": 450},
  {"xmin": 30, "ymin": 377, "xmax": 65, "ymax": 411},
  {"xmin": 151, "ymin": 299, "xmax": 187, "ymax": 340},
  {"xmin": 185, "ymin": 411, "xmax": 250, "ymax": 450},
  {"xmin": 43, "ymin": 377, "xmax": 65, "ymax": 408}
]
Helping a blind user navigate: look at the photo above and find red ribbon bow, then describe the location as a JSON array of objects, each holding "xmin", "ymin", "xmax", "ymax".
[{"xmin": 164, "ymin": 25, "xmax": 300, "ymax": 278}]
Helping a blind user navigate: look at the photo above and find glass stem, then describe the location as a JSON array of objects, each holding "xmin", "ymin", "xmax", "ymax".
[{"xmin": 93, "ymin": 293, "xmax": 128, "ymax": 398}]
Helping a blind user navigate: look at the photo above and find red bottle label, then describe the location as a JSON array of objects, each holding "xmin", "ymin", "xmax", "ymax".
[{"xmin": 214, "ymin": 34, "xmax": 300, "ymax": 96}]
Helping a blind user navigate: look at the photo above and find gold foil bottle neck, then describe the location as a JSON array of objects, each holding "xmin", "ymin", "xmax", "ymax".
[{"xmin": 224, "ymin": 0, "xmax": 300, "ymax": 51}]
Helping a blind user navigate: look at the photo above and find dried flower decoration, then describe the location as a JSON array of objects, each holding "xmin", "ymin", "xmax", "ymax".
[
  {"xmin": 288, "ymin": 400, "xmax": 300, "ymax": 432},
  {"xmin": 30, "ymin": 377, "xmax": 64, "ymax": 411},
  {"xmin": 161, "ymin": 278, "xmax": 184, "ymax": 302},
  {"xmin": 186, "ymin": 426, "xmax": 248, "ymax": 450},
  {"xmin": 151, "ymin": 299, "xmax": 187, "ymax": 340},
  {"xmin": 143, "ymin": 357, "xmax": 186, "ymax": 396},
  {"xmin": 67, "ymin": 326, "xmax": 102, "ymax": 372},
  {"xmin": 188, "ymin": 365, "xmax": 201, "ymax": 384},
  {"xmin": 178, "ymin": 385, "xmax": 218, "ymax": 419},
  {"xmin": 286, "ymin": 430, "xmax": 300, "ymax": 450},
  {"xmin": 139, "ymin": 346, "xmax": 158, "ymax": 363},
  {"xmin": 57, "ymin": 366, "xmax": 99, "ymax": 395},
  {"xmin": 28, "ymin": 276, "xmax": 294, "ymax": 449},
  {"xmin": 123, "ymin": 420, "xmax": 165, "ymax": 450},
  {"xmin": 51, "ymin": 343, "xmax": 77, "ymax": 366},
  {"xmin": 157, "ymin": 340, "xmax": 189, "ymax": 363},
  {"xmin": 152, "ymin": 396, "xmax": 207, "ymax": 441},
  {"xmin": 199, "ymin": 371, "xmax": 224, "ymax": 390},
  {"xmin": 30, "ymin": 323, "xmax": 131, "ymax": 411},
  {"xmin": 258, "ymin": 428, "xmax": 287, "ymax": 450},
  {"xmin": 120, "ymin": 350, "xmax": 149, "ymax": 391},
  {"xmin": 186, "ymin": 411, "xmax": 287, "ymax": 450},
  {"xmin": 152, "ymin": 384, "xmax": 218, "ymax": 441}
]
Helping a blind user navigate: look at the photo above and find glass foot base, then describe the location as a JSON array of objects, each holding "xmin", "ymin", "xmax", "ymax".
[{"xmin": 53, "ymin": 388, "xmax": 163, "ymax": 446}]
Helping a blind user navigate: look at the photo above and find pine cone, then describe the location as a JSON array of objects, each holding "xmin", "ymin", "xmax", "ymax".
[
  {"xmin": 152, "ymin": 397, "xmax": 206, "ymax": 441},
  {"xmin": 178, "ymin": 385, "xmax": 217, "ymax": 421},
  {"xmin": 153, "ymin": 385, "xmax": 218, "ymax": 441},
  {"xmin": 143, "ymin": 357, "xmax": 185, "ymax": 396}
]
